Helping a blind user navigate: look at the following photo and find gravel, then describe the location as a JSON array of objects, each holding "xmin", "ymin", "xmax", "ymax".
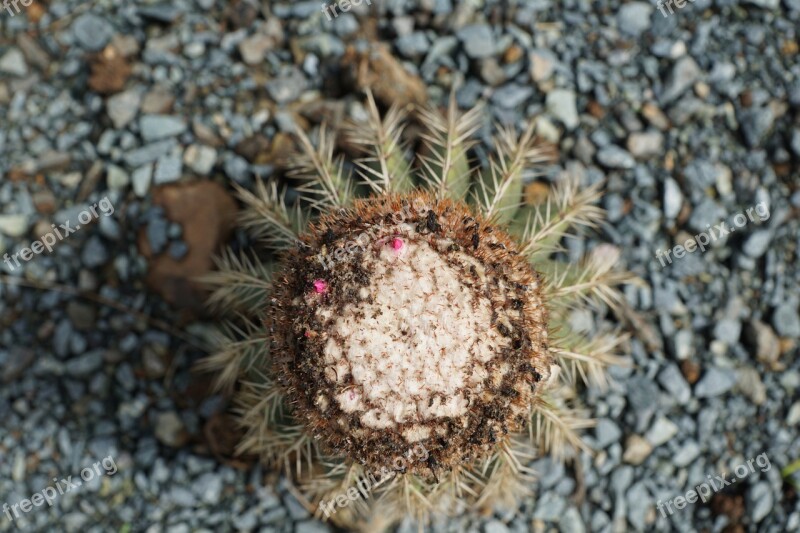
[{"xmin": 2, "ymin": 1, "xmax": 799, "ymax": 532}]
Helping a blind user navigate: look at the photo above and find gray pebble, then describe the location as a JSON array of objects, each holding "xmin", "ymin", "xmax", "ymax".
[
  {"xmin": 672, "ymin": 440, "xmax": 701, "ymax": 466},
  {"xmin": 594, "ymin": 418, "xmax": 623, "ymax": 448},
  {"xmin": 694, "ymin": 367, "xmax": 737, "ymax": 398},
  {"xmin": 154, "ymin": 152, "xmax": 183, "ymax": 184},
  {"xmin": 773, "ymin": 303, "xmax": 800, "ymax": 337},
  {"xmin": 0, "ymin": 48, "xmax": 28, "ymax": 77},
  {"xmin": 748, "ymin": 481, "xmax": 773, "ymax": 522},
  {"xmin": 396, "ymin": 32, "xmax": 430, "ymax": 58},
  {"xmin": 132, "ymin": 165, "xmax": 153, "ymax": 197},
  {"xmin": 663, "ymin": 178, "xmax": 683, "ymax": 220},
  {"xmin": 140, "ymin": 115, "xmax": 187, "ymax": 143},
  {"xmin": 72, "ymin": 14, "xmax": 114, "ymax": 52},
  {"xmin": 66, "ymin": 350, "xmax": 104, "ymax": 377},
  {"xmin": 596, "ymin": 145, "xmax": 635, "ymax": 169},
  {"xmin": 657, "ymin": 364, "xmax": 691, "ymax": 404},
  {"xmin": 456, "ymin": 24, "xmax": 495, "ymax": 59},
  {"xmin": 617, "ymin": 2, "xmax": 653, "ymax": 37},
  {"xmin": 491, "ymin": 84, "xmax": 533, "ymax": 108},
  {"xmin": 660, "ymin": 56, "xmax": 702, "ymax": 104},
  {"xmin": 168, "ymin": 241, "xmax": 189, "ymax": 260},
  {"xmin": 738, "ymin": 106, "xmax": 775, "ymax": 148},
  {"xmin": 545, "ymin": 89, "xmax": 579, "ymax": 130},
  {"xmin": 146, "ymin": 218, "xmax": 169, "ymax": 255},
  {"xmin": 82, "ymin": 236, "xmax": 110, "ymax": 268}
]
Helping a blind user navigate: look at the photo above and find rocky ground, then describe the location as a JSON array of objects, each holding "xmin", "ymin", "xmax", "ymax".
[{"xmin": 1, "ymin": 0, "xmax": 799, "ymax": 531}]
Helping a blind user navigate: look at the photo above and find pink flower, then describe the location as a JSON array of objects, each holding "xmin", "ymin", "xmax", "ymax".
[{"xmin": 313, "ymin": 279, "xmax": 328, "ymax": 294}]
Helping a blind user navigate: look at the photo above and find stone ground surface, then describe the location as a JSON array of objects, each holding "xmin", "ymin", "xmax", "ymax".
[{"xmin": 1, "ymin": 0, "xmax": 799, "ymax": 532}]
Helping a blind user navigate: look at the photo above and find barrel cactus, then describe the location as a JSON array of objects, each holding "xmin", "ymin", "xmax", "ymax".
[{"xmin": 201, "ymin": 93, "xmax": 637, "ymax": 530}]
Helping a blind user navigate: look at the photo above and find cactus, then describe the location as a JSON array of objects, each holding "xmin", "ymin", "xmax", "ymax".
[{"xmin": 200, "ymin": 92, "xmax": 638, "ymax": 531}]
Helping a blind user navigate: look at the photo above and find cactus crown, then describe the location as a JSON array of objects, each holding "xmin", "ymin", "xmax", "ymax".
[{"xmin": 201, "ymin": 92, "xmax": 638, "ymax": 530}]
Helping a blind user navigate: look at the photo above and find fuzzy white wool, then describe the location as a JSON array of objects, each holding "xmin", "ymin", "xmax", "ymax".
[{"xmin": 319, "ymin": 238, "xmax": 507, "ymax": 437}]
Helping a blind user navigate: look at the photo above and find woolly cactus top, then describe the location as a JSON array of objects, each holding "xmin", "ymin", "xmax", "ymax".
[{"xmin": 272, "ymin": 194, "xmax": 551, "ymax": 474}]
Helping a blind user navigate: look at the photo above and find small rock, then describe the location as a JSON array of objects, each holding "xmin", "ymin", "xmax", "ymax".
[
  {"xmin": 748, "ymin": 482, "xmax": 773, "ymax": 523},
  {"xmin": 681, "ymin": 360, "xmax": 701, "ymax": 384},
  {"xmin": 238, "ymin": 34, "xmax": 274, "ymax": 65},
  {"xmin": 146, "ymin": 217, "xmax": 169, "ymax": 255},
  {"xmin": 594, "ymin": 418, "xmax": 622, "ymax": 448},
  {"xmin": 737, "ymin": 367, "xmax": 767, "ymax": 405},
  {"xmin": 168, "ymin": 241, "xmax": 189, "ymax": 260},
  {"xmin": 611, "ymin": 465, "xmax": 634, "ymax": 494},
  {"xmin": 154, "ymin": 412, "xmax": 189, "ymax": 447},
  {"xmin": 546, "ymin": 89, "xmax": 579, "ymax": 130},
  {"xmin": 296, "ymin": 521, "xmax": 329, "ymax": 533},
  {"xmin": 673, "ymin": 441, "xmax": 701, "ymax": 467},
  {"xmin": 141, "ymin": 86, "xmax": 175, "ymax": 114},
  {"xmin": 137, "ymin": 4, "xmax": 182, "ymax": 22},
  {"xmin": 0, "ymin": 48, "xmax": 28, "ymax": 77},
  {"xmin": 143, "ymin": 347, "xmax": 167, "ymax": 379},
  {"xmin": 596, "ymin": 145, "xmax": 635, "ymax": 169},
  {"xmin": 617, "ymin": 2, "xmax": 653, "ymax": 37},
  {"xmin": 790, "ymin": 128, "xmax": 800, "ymax": 157},
  {"xmin": 132, "ymin": 165, "xmax": 153, "ymax": 197},
  {"xmin": 396, "ymin": 32, "xmax": 430, "ymax": 58},
  {"xmin": 743, "ymin": 230, "xmax": 772, "ymax": 258},
  {"xmin": 657, "ymin": 364, "xmax": 691, "ymax": 404},
  {"xmin": 642, "ymin": 102, "xmax": 670, "ymax": 130},
  {"xmin": 745, "ymin": 320, "xmax": 781, "ymax": 366},
  {"xmin": 194, "ymin": 472, "xmax": 224, "ymax": 505},
  {"xmin": 533, "ymin": 492, "xmax": 566, "ymax": 521},
  {"xmin": 491, "ymin": 84, "xmax": 533, "ymax": 108},
  {"xmin": 739, "ymin": 106, "xmax": 775, "ymax": 148},
  {"xmin": 456, "ymin": 24, "xmax": 495, "ymax": 59},
  {"xmin": 345, "ymin": 44, "xmax": 427, "ymax": 107},
  {"xmin": 184, "ymin": 145, "xmax": 217, "ymax": 175},
  {"xmin": 72, "ymin": 14, "xmax": 115, "ymax": 52},
  {"xmin": 483, "ymin": 519, "xmax": 510, "ymax": 533},
  {"xmin": 622, "ymin": 435, "xmax": 653, "ymax": 465},
  {"xmin": 714, "ymin": 319, "xmax": 742, "ymax": 344},
  {"xmin": 140, "ymin": 115, "xmax": 187, "ymax": 142},
  {"xmin": 773, "ymin": 303, "xmax": 800, "ymax": 338},
  {"xmin": 0, "ymin": 214, "xmax": 29, "ymax": 237},
  {"xmin": 124, "ymin": 139, "xmax": 176, "ymax": 167},
  {"xmin": 224, "ymin": 153, "xmax": 250, "ymax": 183},
  {"xmin": 559, "ymin": 507, "xmax": 586, "ymax": 533},
  {"xmin": 787, "ymin": 402, "xmax": 800, "ymax": 425},
  {"xmin": 82, "ymin": 236, "xmax": 110, "ymax": 268},
  {"xmin": 529, "ymin": 49, "xmax": 556, "ymax": 82},
  {"xmin": 660, "ymin": 56, "xmax": 702, "ymax": 104},
  {"xmin": 66, "ymin": 350, "xmax": 104, "ymax": 377},
  {"xmin": 694, "ymin": 367, "xmax": 737, "ymax": 398},
  {"xmin": 663, "ymin": 178, "xmax": 683, "ymax": 219},
  {"xmin": 627, "ymin": 131, "xmax": 664, "ymax": 158},
  {"xmin": 154, "ymin": 153, "xmax": 183, "ymax": 184},
  {"xmin": 743, "ymin": 0, "xmax": 779, "ymax": 8},
  {"xmin": 106, "ymin": 88, "xmax": 142, "ymax": 129},
  {"xmin": 644, "ymin": 417, "xmax": 678, "ymax": 447},
  {"xmin": 106, "ymin": 165, "xmax": 130, "ymax": 190}
]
